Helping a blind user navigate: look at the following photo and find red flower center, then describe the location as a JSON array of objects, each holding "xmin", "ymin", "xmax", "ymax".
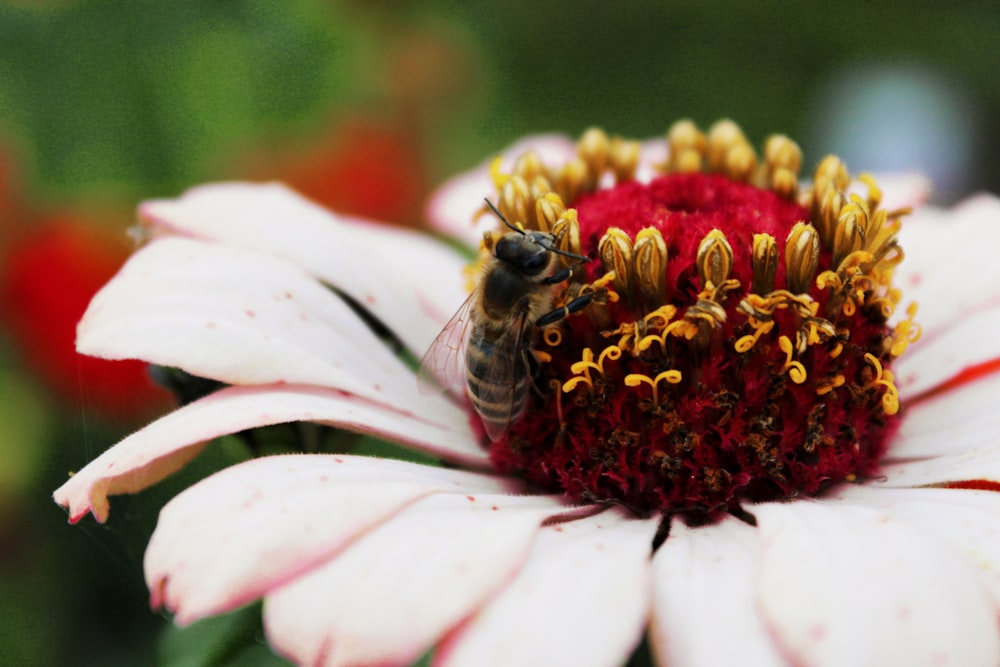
[{"xmin": 476, "ymin": 123, "xmax": 916, "ymax": 516}]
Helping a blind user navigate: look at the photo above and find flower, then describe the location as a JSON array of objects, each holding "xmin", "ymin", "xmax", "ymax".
[
  {"xmin": 54, "ymin": 121, "xmax": 1000, "ymax": 666},
  {"xmin": 0, "ymin": 216, "xmax": 171, "ymax": 421}
]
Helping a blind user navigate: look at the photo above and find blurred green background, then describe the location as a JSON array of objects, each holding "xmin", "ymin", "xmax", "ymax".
[{"xmin": 0, "ymin": 1, "xmax": 996, "ymax": 665}]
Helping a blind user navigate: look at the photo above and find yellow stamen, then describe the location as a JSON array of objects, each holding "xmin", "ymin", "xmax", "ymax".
[
  {"xmin": 543, "ymin": 327, "xmax": 562, "ymax": 347},
  {"xmin": 563, "ymin": 345, "xmax": 622, "ymax": 393},
  {"xmin": 864, "ymin": 353, "xmax": 900, "ymax": 415},
  {"xmin": 890, "ymin": 302, "xmax": 922, "ymax": 357},
  {"xmin": 778, "ymin": 335, "xmax": 807, "ymax": 384},
  {"xmin": 624, "ymin": 369, "xmax": 683, "ymax": 407}
]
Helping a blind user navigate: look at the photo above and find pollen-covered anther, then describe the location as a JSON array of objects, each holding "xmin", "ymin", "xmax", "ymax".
[
  {"xmin": 813, "ymin": 154, "xmax": 850, "ymax": 192},
  {"xmin": 550, "ymin": 207, "xmax": 583, "ymax": 260},
  {"xmin": 696, "ymin": 229, "xmax": 734, "ymax": 289},
  {"xmin": 599, "ymin": 227, "xmax": 633, "ymax": 297},
  {"xmin": 556, "ymin": 157, "xmax": 591, "ymax": 207},
  {"xmin": 562, "ymin": 345, "xmax": 622, "ymax": 393},
  {"xmin": 707, "ymin": 119, "xmax": 757, "ymax": 181},
  {"xmin": 751, "ymin": 233, "xmax": 778, "ymax": 295},
  {"xmin": 608, "ymin": 137, "xmax": 641, "ymax": 183},
  {"xmin": 497, "ymin": 176, "xmax": 533, "ymax": 231},
  {"xmin": 633, "ymin": 227, "xmax": 668, "ymax": 306},
  {"xmin": 785, "ymin": 222, "xmax": 821, "ymax": 295},
  {"xmin": 535, "ymin": 193, "xmax": 567, "ymax": 233},
  {"xmin": 578, "ymin": 127, "xmax": 611, "ymax": 178},
  {"xmin": 512, "ymin": 150, "xmax": 549, "ymax": 184},
  {"xmin": 666, "ymin": 119, "xmax": 707, "ymax": 173},
  {"xmin": 764, "ymin": 134, "xmax": 802, "ymax": 199}
]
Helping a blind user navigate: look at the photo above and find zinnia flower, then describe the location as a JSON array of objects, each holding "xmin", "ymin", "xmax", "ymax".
[{"xmin": 55, "ymin": 120, "xmax": 1000, "ymax": 667}]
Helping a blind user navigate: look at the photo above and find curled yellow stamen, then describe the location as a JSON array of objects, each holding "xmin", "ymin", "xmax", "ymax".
[
  {"xmin": 543, "ymin": 327, "xmax": 562, "ymax": 347},
  {"xmin": 735, "ymin": 319, "xmax": 775, "ymax": 353},
  {"xmin": 778, "ymin": 335, "xmax": 807, "ymax": 384},
  {"xmin": 890, "ymin": 302, "xmax": 921, "ymax": 357},
  {"xmin": 624, "ymin": 369, "xmax": 683, "ymax": 407},
  {"xmin": 563, "ymin": 345, "xmax": 622, "ymax": 393},
  {"xmin": 865, "ymin": 353, "xmax": 900, "ymax": 415}
]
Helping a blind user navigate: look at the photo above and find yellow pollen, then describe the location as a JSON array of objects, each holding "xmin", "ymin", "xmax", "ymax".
[
  {"xmin": 778, "ymin": 335, "xmax": 807, "ymax": 384},
  {"xmin": 865, "ymin": 353, "xmax": 900, "ymax": 415},
  {"xmin": 816, "ymin": 374, "xmax": 846, "ymax": 395},
  {"xmin": 563, "ymin": 345, "xmax": 623, "ymax": 393},
  {"xmin": 624, "ymin": 369, "xmax": 683, "ymax": 407}
]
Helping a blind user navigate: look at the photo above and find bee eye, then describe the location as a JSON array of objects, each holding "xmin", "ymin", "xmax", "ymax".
[{"xmin": 520, "ymin": 251, "xmax": 549, "ymax": 274}]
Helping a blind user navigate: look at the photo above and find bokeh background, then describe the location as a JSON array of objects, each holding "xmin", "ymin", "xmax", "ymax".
[{"xmin": 1, "ymin": 1, "xmax": 997, "ymax": 665}]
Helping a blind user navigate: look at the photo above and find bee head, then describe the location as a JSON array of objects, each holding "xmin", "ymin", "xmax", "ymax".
[{"xmin": 485, "ymin": 198, "xmax": 590, "ymax": 277}]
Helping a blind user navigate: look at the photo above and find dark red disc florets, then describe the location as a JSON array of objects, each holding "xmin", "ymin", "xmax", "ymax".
[{"xmin": 487, "ymin": 169, "xmax": 908, "ymax": 516}]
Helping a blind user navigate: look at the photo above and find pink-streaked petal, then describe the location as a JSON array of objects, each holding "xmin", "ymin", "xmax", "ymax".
[
  {"xmin": 54, "ymin": 384, "xmax": 488, "ymax": 523},
  {"xmin": 876, "ymin": 445, "xmax": 1000, "ymax": 488},
  {"xmin": 649, "ymin": 516, "xmax": 785, "ymax": 667},
  {"xmin": 828, "ymin": 484, "xmax": 1000, "ymax": 607},
  {"xmin": 894, "ymin": 194, "xmax": 1000, "ymax": 336},
  {"xmin": 139, "ymin": 182, "xmax": 469, "ymax": 354},
  {"xmin": 79, "ymin": 236, "xmax": 435, "ymax": 409},
  {"xmin": 146, "ymin": 455, "xmax": 520, "ymax": 626},
  {"xmin": 754, "ymin": 500, "xmax": 999, "ymax": 667},
  {"xmin": 888, "ymin": 370, "xmax": 1000, "ymax": 459},
  {"xmin": 263, "ymin": 492, "xmax": 572, "ymax": 667},
  {"xmin": 425, "ymin": 135, "xmax": 577, "ymax": 246},
  {"xmin": 436, "ymin": 510, "xmax": 658, "ymax": 667},
  {"xmin": 895, "ymin": 299, "xmax": 1000, "ymax": 400}
]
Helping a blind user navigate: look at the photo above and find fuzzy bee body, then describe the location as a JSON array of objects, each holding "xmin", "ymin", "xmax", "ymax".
[{"xmin": 419, "ymin": 201, "xmax": 595, "ymax": 442}]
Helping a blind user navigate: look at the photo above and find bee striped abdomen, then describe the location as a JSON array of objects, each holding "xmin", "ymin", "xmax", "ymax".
[{"xmin": 465, "ymin": 321, "xmax": 530, "ymax": 438}]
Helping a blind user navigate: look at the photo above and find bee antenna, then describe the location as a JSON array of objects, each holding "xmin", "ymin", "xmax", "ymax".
[{"xmin": 484, "ymin": 198, "xmax": 524, "ymax": 235}]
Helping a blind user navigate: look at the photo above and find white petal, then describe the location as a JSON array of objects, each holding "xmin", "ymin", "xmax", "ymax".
[
  {"xmin": 425, "ymin": 135, "xmax": 577, "ymax": 247},
  {"xmin": 894, "ymin": 194, "xmax": 1000, "ymax": 336},
  {"xmin": 53, "ymin": 384, "xmax": 488, "ymax": 523},
  {"xmin": 895, "ymin": 299, "xmax": 1000, "ymax": 400},
  {"xmin": 878, "ymin": 173, "xmax": 933, "ymax": 212},
  {"xmin": 139, "ymin": 182, "xmax": 469, "ymax": 354},
  {"xmin": 145, "ymin": 455, "xmax": 520, "ymax": 626},
  {"xmin": 649, "ymin": 516, "xmax": 785, "ymax": 667},
  {"xmin": 437, "ymin": 510, "xmax": 658, "ymax": 667},
  {"xmin": 888, "ymin": 370, "xmax": 1000, "ymax": 459},
  {"xmin": 263, "ymin": 492, "xmax": 571, "ymax": 667},
  {"xmin": 80, "ymin": 236, "xmax": 417, "ymax": 404},
  {"xmin": 877, "ymin": 445, "xmax": 1000, "ymax": 488},
  {"xmin": 828, "ymin": 484, "xmax": 1000, "ymax": 608},
  {"xmin": 754, "ymin": 500, "xmax": 1000, "ymax": 667}
]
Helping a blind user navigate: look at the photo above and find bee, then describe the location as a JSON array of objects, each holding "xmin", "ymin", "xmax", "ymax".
[{"xmin": 419, "ymin": 200, "xmax": 599, "ymax": 441}]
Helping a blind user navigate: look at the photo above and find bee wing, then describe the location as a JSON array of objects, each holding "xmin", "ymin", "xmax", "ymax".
[
  {"xmin": 417, "ymin": 291, "xmax": 478, "ymax": 400},
  {"xmin": 475, "ymin": 309, "xmax": 533, "ymax": 442}
]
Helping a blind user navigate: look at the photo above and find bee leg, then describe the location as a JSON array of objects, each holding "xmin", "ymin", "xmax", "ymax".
[
  {"xmin": 541, "ymin": 265, "xmax": 581, "ymax": 285},
  {"xmin": 535, "ymin": 291, "xmax": 599, "ymax": 327}
]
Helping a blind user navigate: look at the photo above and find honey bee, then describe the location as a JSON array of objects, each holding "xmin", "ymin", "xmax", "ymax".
[{"xmin": 418, "ymin": 200, "xmax": 598, "ymax": 441}]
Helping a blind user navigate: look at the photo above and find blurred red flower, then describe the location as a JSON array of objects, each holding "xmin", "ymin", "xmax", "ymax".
[
  {"xmin": 0, "ymin": 217, "xmax": 171, "ymax": 423},
  {"xmin": 241, "ymin": 117, "xmax": 430, "ymax": 226}
]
